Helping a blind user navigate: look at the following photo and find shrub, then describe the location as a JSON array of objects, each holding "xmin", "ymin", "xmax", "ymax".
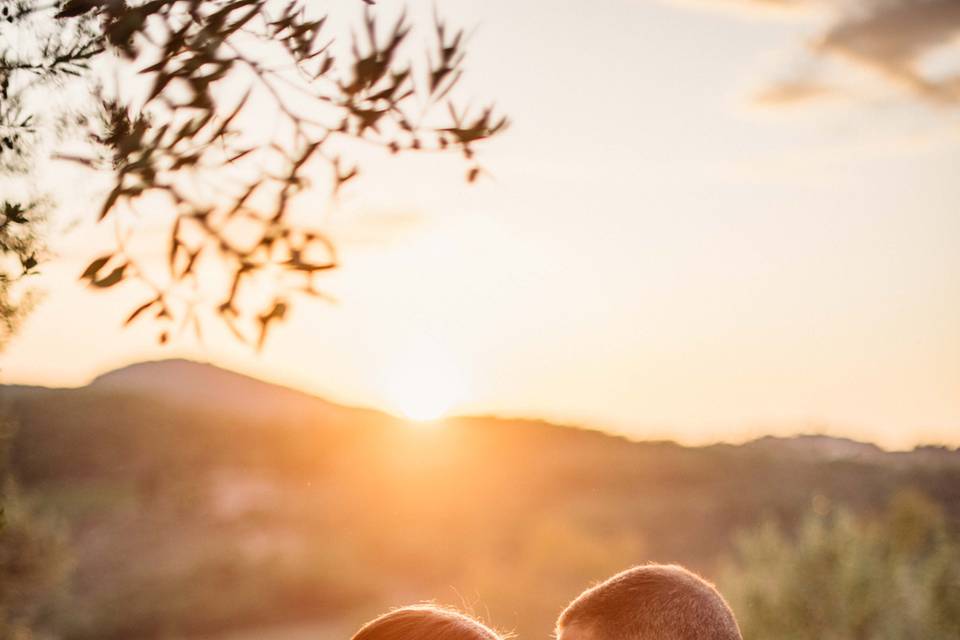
[{"xmin": 720, "ymin": 491, "xmax": 960, "ymax": 640}]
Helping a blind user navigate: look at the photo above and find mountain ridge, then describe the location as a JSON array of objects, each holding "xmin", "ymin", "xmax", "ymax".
[
  {"xmin": 83, "ymin": 358, "xmax": 387, "ymax": 424},
  {"xmin": 5, "ymin": 358, "xmax": 958, "ymax": 462}
]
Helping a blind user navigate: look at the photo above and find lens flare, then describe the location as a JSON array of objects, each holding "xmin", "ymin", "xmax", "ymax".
[{"xmin": 381, "ymin": 337, "xmax": 465, "ymax": 423}]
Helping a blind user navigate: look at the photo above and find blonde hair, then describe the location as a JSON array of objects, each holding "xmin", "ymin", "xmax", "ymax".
[{"xmin": 352, "ymin": 605, "xmax": 502, "ymax": 640}]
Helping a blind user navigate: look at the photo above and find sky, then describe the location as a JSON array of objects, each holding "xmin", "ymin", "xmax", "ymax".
[{"xmin": 2, "ymin": 0, "xmax": 959, "ymax": 450}]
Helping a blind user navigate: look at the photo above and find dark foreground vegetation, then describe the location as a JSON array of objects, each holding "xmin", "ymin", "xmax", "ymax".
[{"xmin": 3, "ymin": 360, "xmax": 959, "ymax": 639}]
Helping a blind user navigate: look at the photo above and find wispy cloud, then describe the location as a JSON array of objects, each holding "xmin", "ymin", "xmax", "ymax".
[
  {"xmin": 677, "ymin": 0, "xmax": 960, "ymax": 106},
  {"xmin": 752, "ymin": 79, "xmax": 841, "ymax": 106},
  {"xmin": 331, "ymin": 210, "xmax": 430, "ymax": 247}
]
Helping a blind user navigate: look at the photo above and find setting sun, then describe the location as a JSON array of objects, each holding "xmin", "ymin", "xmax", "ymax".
[{"xmin": 381, "ymin": 338, "xmax": 466, "ymax": 423}]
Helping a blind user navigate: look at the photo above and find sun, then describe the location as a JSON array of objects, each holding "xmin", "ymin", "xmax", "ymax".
[
  {"xmin": 393, "ymin": 385, "xmax": 452, "ymax": 423},
  {"xmin": 382, "ymin": 338, "xmax": 465, "ymax": 423}
]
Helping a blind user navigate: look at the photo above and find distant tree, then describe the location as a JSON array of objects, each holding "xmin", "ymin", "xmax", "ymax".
[
  {"xmin": 720, "ymin": 491, "xmax": 960, "ymax": 640},
  {"xmin": 0, "ymin": 430, "xmax": 72, "ymax": 639},
  {"xmin": 0, "ymin": 0, "xmax": 506, "ymax": 349}
]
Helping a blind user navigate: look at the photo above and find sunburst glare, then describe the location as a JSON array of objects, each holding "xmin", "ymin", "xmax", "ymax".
[{"xmin": 381, "ymin": 337, "xmax": 466, "ymax": 423}]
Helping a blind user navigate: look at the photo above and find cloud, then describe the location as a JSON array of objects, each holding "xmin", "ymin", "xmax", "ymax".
[
  {"xmin": 680, "ymin": 0, "xmax": 960, "ymax": 106},
  {"xmin": 331, "ymin": 210, "xmax": 429, "ymax": 247},
  {"xmin": 752, "ymin": 79, "xmax": 840, "ymax": 106}
]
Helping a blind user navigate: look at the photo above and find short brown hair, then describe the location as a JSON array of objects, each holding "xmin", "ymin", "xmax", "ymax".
[
  {"xmin": 352, "ymin": 605, "xmax": 503, "ymax": 640},
  {"xmin": 557, "ymin": 564, "xmax": 742, "ymax": 640}
]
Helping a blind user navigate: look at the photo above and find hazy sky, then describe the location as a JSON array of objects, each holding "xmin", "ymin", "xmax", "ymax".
[{"xmin": 3, "ymin": 0, "xmax": 959, "ymax": 449}]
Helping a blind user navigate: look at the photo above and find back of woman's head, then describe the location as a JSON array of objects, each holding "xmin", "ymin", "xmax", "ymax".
[{"xmin": 351, "ymin": 605, "xmax": 502, "ymax": 640}]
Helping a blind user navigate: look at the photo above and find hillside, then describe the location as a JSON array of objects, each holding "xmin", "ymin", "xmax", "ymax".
[
  {"xmin": 88, "ymin": 359, "xmax": 379, "ymax": 421},
  {"xmin": 3, "ymin": 360, "xmax": 959, "ymax": 640}
]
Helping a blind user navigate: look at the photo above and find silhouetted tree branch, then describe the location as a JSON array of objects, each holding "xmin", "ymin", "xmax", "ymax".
[{"xmin": 0, "ymin": 0, "xmax": 507, "ymax": 349}]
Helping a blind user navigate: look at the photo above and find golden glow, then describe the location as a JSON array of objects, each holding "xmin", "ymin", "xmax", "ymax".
[
  {"xmin": 2, "ymin": 1, "xmax": 958, "ymax": 449},
  {"xmin": 381, "ymin": 338, "xmax": 465, "ymax": 423}
]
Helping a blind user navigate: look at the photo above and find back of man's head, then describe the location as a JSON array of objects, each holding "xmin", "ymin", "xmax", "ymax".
[{"xmin": 556, "ymin": 564, "xmax": 742, "ymax": 640}]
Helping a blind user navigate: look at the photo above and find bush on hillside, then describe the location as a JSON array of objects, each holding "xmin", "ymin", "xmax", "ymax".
[{"xmin": 721, "ymin": 491, "xmax": 960, "ymax": 640}]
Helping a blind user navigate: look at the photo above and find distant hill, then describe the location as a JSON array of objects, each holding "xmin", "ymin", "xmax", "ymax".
[
  {"xmin": 744, "ymin": 434, "xmax": 960, "ymax": 468},
  {"xmin": 12, "ymin": 358, "xmax": 959, "ymax": 458},
  {"xmin": 87, "ymin": 359, "xmax": 375, "ymax": 423},
  {"xmin": 745, "ymin": 434, "xmax": 886, "ymax": 461},
  {"xmin": 4, "ymin": 359, "xmax": 958, "ymax": 482}
]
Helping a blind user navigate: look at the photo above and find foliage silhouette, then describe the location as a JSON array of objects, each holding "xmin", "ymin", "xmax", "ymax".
[
  {"xmin": 0, "ymin": 0, "xmax": 507, "ymax": 348},
  {"xmin": 721, "ymin": 491, "xmax": 960, "ymax": 640},
  {"xmin": 0, "ymin": 200, "xmax": 43, "ymax": 349}
]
